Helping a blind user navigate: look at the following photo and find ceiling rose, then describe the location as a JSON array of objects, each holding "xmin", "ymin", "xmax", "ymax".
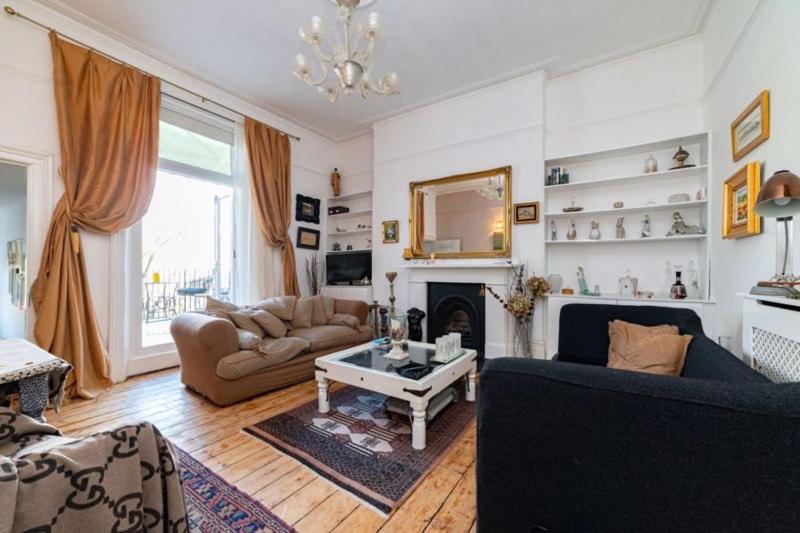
[{"xmin": 293, "ymin": 0, "xmax": 400, "ymax": 103}]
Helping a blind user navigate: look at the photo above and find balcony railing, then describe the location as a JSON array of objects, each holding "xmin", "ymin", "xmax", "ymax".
[{"xmin": 141, "ymin": 268, "xmax": 230, "ymax": 323}]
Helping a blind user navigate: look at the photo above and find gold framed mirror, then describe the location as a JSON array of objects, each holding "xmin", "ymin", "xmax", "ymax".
[{"xmin": 409, "ymin": 166, "xmax": 512, "ymax": 259}]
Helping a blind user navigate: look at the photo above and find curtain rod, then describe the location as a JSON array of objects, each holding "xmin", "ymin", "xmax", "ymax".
[{"xmin": 3, "ymin": 5, "xmax": 301, "ymax": 142}]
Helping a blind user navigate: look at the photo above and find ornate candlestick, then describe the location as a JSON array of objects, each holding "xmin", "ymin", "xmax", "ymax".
[{"xmin": 386, "ymin": 271, "xmax": 397, "ymax": 314}]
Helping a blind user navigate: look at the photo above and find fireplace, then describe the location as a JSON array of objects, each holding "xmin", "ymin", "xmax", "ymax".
[{"xmin": 427, "ymin": 282, "xmax": 486, "ymax": 356}]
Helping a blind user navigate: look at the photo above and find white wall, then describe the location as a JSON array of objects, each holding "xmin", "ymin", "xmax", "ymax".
[
  {"xmin": 0, "ymin": 166, "xmax": 27, "ymax": 339},
  {"xmin": 703, "ymin": 0, "xmax": 800, "ymax": 354},
  {"xmin": 0, "ymin": 0, "xmax": 337, "ymax": 375},
  {"xmin": 372, "ymin": 72, "xmax": 546, "ymax": 353}
]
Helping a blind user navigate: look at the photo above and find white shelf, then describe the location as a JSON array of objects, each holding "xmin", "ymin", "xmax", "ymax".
[
  {"xmin": 546, "ymin": 235, "xmax": 707, "ymax": 245},
  {"xmin": 326, "ymin": 190, "xmax": 372, "ymax": 203},
  {"xmin": 403, "ymin": 260, "xmax": 517, "ymax": 269},
  {"xmin": 545, "ymin": 132, "xmax": 708, "ymax": 166},
  {"xmin": 544, "ymin": 165, "xmax": 707, "ymax": 193},
  {"xmin": 328, "ymin": 229, "xmax": 372, "ymax": 237},
  {"xmin": 546, "ymin": 293, "xmax": 714, "ymax": 305},
  {"xmin": 328, "ymin": 209, "xmax": 372, "ymax": 220},
  {"xmin": 545, "ymin": 200, "xmax": 707, "ymax": 219}
]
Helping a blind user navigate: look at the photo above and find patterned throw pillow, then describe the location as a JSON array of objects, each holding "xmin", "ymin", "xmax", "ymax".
[
  {"xmin": 254, "ymin": 296, "xmax": 296, "ymax": 321},
  {"xmin": 254, "ymin": 336, "xmax": 311, "ymax": 366},
  {"xmin": 310, "ymin": 295, "xmax": 328, "ymax": 326},
  {"xmin": 327, "ymin": 313, "xmax": 360, "ymax": 329},
  {"xmin": 291, "ymin": 297, "xmax": 314, "ymax": 329},
  {"xmin": 228, "ymin": 309, "xmax": 264, "ymax": 337},
  {"xmin": 236, "ymin": 328, "xmax": 261, "ymax": 350},
  {"xmin": 322, "ymin": 296, "xmax": 335, "ymax": 321},
  {"xmin": 252, "ymin": 309, "xmax": 288, "ymax": 338},
  {"xmin": 205, "ymin": 295, "xmax": 238, "ymax": 320}
]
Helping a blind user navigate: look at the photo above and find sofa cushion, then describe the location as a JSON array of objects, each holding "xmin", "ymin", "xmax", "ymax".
[
  {"xmin": 291, "ymin": 297, "xmax": 315, "ymax": 329},
  {"xmin": 323, "ymin": 296, "xmax": 335, "ymax": 321},
  {"xmin": 608, "ymin": 334, "xmax": 693, "ymax": 376},
  {"xmin": 205, "ymin": 295, "xmax": 238, "ymax": 320},
  {"xmin": 310, "ymin": 295, "xmax": 328, "ymax": 326},
  {"xmin": 288, "ymin": 324, "xmax": 371, "ymax": 352},
  {"xmin": 328, "ymin": 313, "xmax": 360, "ymax": 329},
  {"xmin": 235, "ymin": 328, "xmax": 261, "ymax": 350},
  {"xmin": 229, "ymin": 308, "xmax": 264, "ymax": 337},
  {"xmin": 216, "ymin": 337, "xmax": 311, "ymax": 380},
  {"xmin": 254, "ymin": 296, "xmax": 296, "ymax": 322},
  {"xmin": 608, "ymin": 320, "xmax": 679, "ymax": 366},
  {"xmin": 252, "ymin": 309, "xmax": 288, "ymax": 338}
]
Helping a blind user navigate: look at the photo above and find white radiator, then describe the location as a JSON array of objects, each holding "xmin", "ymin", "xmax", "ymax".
[{"xmin": 742, "ymin": 294, "xmax": 800, "ymax": 382}]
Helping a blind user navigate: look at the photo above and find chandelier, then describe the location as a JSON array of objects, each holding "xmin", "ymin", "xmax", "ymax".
[
  {"xmin": 478, "ymin": 177, "xmax": 504, "ymax": 201},
  {"xmin": 293, "ymin": 0, "xmax": 400, "ymax": 103}
]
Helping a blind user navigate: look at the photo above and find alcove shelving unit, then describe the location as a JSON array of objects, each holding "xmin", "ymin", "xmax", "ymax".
[
  {"xmin": 542, "ymin": 133, "xmax": 716, "ymax": 357},
  {"xmin": 324, "ymin": 189, "xmax": 373, "ymax": 253},
  {"xmin": 543, "ymin": 132, "xmax": 712, "ymax": 301}
]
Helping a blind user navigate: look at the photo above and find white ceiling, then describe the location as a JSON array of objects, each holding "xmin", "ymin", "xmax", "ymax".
[{"xmin": 43, "ymin": 0, "xmax": 711, "ymax": 141}]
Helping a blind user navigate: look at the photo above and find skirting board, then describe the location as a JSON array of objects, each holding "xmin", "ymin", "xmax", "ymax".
[
  {"xmin": 485, "ymin": 339, "xmax": 545, "ymax": 359},
  {"xmin": 126, "ymin": 350, "xmax": 179, "ymax": 378}
]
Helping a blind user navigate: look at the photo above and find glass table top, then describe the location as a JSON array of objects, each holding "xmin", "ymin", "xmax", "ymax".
[{"xmin": 335, "ymin": 343, "xmax": 469, "ymax": 380}]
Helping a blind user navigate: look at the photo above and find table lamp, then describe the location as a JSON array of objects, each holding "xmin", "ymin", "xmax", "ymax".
[{"xmin": 752, "ymin": 170, "xmax": 800, "ymax": 295}]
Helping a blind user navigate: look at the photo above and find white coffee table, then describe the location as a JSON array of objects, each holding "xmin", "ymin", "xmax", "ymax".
[{"xmin": 315, "ymin": 341, "xmax": 477, "ymax": 450}]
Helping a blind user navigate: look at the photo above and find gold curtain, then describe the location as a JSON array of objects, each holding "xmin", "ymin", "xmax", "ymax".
[
  {"xmin": 31, "ymin": 33, "xmax": 161, "ymax": 398},
  {"xmin": 244, "ymin": 117, "xmax": 300, "ymax": 297}
]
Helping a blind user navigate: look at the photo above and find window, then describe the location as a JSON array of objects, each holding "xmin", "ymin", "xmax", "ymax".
[{"xmin": 133, "ymin": 98, "xmax": 235, "ymax": 350}]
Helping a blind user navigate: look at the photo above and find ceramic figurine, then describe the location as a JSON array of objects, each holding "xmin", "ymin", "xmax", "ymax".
[
  {"xmin": 567, "ymin": 218, "xmax": 577, "ymax": 240},
  {"xmin": 666, "ymin": 211, "xmax": 706, "ymax": 236},
  {"xmin": 615, "ymin": 217, "xmax": 626, "ymax": 239},
  {"xmin": 669, "ymin": 146, "xmax": 695, "ymax": 170},
  {"xmin": 550, "ymin": 220, "xmax": 558, "ymax": 241},
  {"xmin": 332, "ymin": 242, "xmax": 342, "ymax": 251},
  {"xmin": 330, "ymin": 167, "xmax": 341, "ymax": 197},
  {"xmin": 577, "ymin": 266, "xmax": 601, "ymax": 296},
  {"xmin": 641, "ymin": 214, "xmax": 652, "ymax": 238},
  {"xmin": 346, "ymin": 243, "xmax": 353, "ymax": 250},
  {"xmin": 589, "ymin": 220, "xmax": 601, "ymax": 240},
  {"xmin": 644, "ymin": 154, "xmax": 658, "ymax": 173},
  {"xmin": 613, "ymin": 201, "xmax": 624, "ymax": 209}
]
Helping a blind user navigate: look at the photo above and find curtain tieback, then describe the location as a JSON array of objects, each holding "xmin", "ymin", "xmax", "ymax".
[{"xmin": 69, "ymin": 225, "xmax": 81, "ymax": 254}]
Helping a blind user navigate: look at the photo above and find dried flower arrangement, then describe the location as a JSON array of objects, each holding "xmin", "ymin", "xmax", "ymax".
[{"xmin": 486, "ymin": 265, "xmax": 550, "ymax": 356}]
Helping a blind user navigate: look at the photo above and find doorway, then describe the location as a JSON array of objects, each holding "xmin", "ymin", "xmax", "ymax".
[{"xmin": 0, "ymin": 161, "xmax": 28, "ymax": 339}]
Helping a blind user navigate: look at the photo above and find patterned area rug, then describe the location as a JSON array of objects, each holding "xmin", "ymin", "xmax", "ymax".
[
  {"xmin": 243, "ymin": 386, "xmax": 476, "ymax": 514},
  {"xmin": 176, "ymin": 446, "xmax": 294, "ymax": 532}
]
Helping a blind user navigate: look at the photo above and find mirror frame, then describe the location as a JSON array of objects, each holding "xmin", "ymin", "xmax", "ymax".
[{"xmin": 408, "ymin": 166, "xmax": 512, "ymax": 259}]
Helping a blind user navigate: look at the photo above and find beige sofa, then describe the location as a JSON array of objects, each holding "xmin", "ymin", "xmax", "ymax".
[{"xmin": 170, "ymin": 297, "xmax": 372, "ymax": 406}]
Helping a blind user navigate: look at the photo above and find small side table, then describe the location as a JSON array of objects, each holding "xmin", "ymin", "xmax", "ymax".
[{"xmin": 0, "ymin": 339, "xmax": 72, "ymax": 421}]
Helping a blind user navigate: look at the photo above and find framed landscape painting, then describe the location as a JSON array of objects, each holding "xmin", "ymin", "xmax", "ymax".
[
  {"xmin": 731, "ymin": 90, "xmax": 770, "ymax": 162},
  {"xmin": 722, "ymin": 162, "xmax": 762, "ymax": 239},
  {"xmin": 296, "ymin": 226, "xmax": 321, "ymax": 249},
  {"xmin": 514, "ymin": 202, "xmax": 540, "ymax": 224},
  {"xmin": 295, "ymin": 194, "xmax": 321, "ymax": 224}
]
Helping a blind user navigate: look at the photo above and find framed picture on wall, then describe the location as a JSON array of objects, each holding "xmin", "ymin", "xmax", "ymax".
[
  {"xmin": 731, "ymin": 90, "xmax": 770, "ymax": 162},
  {"xmin": 382, "ymin": 220, "xmax": 399, "ymax": 243},
  {"xmin": 295, "ymin": 194, "xmax": 321, "ymax": 224},
  {"xmin": 513, "ymin": 202, "xmax": 540, "ymax": 224},
  {"xmin": 296, "ymin": 226, "xmax": 321, "ymax": 250},
  {"xmin": 722, "ymin": 162, "xmax": 762, "ymax": 239}
]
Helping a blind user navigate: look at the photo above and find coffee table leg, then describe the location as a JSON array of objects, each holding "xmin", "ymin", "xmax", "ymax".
[
  {"xmin": 317, "ymin": 376, "xmax": 330, "ymax": 413},
  {"xmin": 410, "ymin": 399, "xmax": 428, "ymax": 450},
  {"xmin": 466, "ymin": 367, "xmax": 477, "ymax": 402}
]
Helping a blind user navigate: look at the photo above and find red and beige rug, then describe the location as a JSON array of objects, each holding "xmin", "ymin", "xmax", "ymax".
[
  {"xmin": 177, "ymin": 447, "xmax": 294, "ymax": 532},
  {"xmin": 243, "ymin": 386, "xmax": 475, "ymax": 514}
]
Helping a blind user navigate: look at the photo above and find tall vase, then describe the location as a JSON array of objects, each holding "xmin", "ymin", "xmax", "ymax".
[{"xmin": 513, "ymin": 316, "xmax": 533, "ymax": 357}]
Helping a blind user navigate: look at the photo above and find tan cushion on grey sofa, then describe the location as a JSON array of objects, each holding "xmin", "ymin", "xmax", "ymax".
[
  {"xmin": 251, "ymin": 309, "xmax": 288, "ymax": 338},
  {"xmin": 229, "ymin": 309, "xmax": 264, "ymax": 337},
  {"xmin": 291, "ymin": 297, "xmax": 315, "ymax": 329},
  {"xmin": 205, "ymin": 295, "xmax": 238, "ymax": 320},
  {"xmin": 288, "ymin": 324, "xmax": 372, "ymax": 352},
  {"xmin": 254, "ymin": 296, "xmax": 296, "ymax": 321},
  {"xmin": 216, "ymin": 337, "xmax": 311, "ymax": 380}
]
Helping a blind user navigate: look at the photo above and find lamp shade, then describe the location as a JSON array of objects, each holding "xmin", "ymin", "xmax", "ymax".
[{"xmin": 754, "ymin": 170, "xmax": 800, "ymax": 217}]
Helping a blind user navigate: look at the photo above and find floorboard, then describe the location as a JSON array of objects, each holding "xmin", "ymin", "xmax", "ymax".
[{"xmin": 46, "ymin": 368, "xmax": 477, "ymax": 532}]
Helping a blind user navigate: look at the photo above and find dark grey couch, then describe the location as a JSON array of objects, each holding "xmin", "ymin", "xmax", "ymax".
[{"xmin": 476, "ymin": 304, "xmax": 800, "ymax": 531}]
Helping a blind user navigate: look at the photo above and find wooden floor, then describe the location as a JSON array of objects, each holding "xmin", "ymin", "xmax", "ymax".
[{"xmin": 47, "ymin": 368, "xmax": 478, "ymax": 532}]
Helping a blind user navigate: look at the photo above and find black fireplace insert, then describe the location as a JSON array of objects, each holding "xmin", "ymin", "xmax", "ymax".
[{"xmin": 426, "ymin": 282, "xmax": 486, "ymax": 356}]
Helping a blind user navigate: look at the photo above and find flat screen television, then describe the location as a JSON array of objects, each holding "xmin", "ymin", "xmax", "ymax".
[{"xmin": 326, "ymin": 251, "xmax": 372, "ymax": 285}]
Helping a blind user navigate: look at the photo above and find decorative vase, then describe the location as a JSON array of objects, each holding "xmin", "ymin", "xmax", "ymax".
[
  {"xmin": 385, "ymin": 313, "xmax": 409, "ymax": 360},
  {"xmin": 547, "ymin": 274, "xmax": 563, "ymax": 294},
  {"xmin": 644, "ymin": 154, "xmax": 658, "ymax": 173}
]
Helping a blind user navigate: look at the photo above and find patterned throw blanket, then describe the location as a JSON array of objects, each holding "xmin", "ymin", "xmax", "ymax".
[{"xmin": 0, "ymin": 408, "xmax": 188, "ymax": 532}]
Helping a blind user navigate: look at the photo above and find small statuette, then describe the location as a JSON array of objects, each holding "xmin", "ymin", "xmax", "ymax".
[
  {"xmin": 550, "ymin": 220, "xmax": 558, "ymax": 241},
  {"xmin": 577, "ymin": 266, "xmax": 601, "ymax": 296},
  {"xmin": 669, "ymin": 146, "xmax": 695, "ymax": 170},
  {"xmin": 644, "ymin": 154, "xmax": 658, "ymax": 173},
  {"xmin": 588, "ymin": 220, "xmax": 601, "ymax": 240},
  {"xmin": 567, "ymin": 218, "xmax": 577, "ymax": 240},
  {"xmin": 641, "ymin": 214, "xmax": 652, "ymax": 238},
  {"xmin": 613, "ymin": 201, "xmax": 624, "ymax": 209},
  {"xmin": 330, "ymin": 167, "xmax": 341, "ymax": 197},
  {"xmin": 666, "ymin": 211, "xmax": 706, "ymax": 236},
  {"xmin": 615, "ymin": 217, "xmax": 626, "ymax": 239}
]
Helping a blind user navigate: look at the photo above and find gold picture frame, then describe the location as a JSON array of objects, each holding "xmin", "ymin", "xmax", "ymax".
[
  {"xmin": 731, "ymin": 90, "xmax": 770, "ymax": 162},
  {"xmin": 382, "ymin": 220, "xmax": 399, "ymax": 243},
  {"xmin": 514, "ymin": 202, "xmax": 540, "ymax": 224},
  {"xmin": 722, "ymin": 162, "xmax": 762, "ymax": 239}
]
